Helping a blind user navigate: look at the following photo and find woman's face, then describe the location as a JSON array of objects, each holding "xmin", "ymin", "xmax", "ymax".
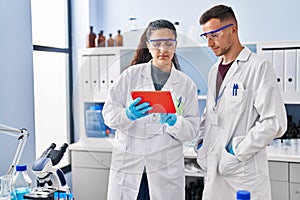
[{"xmin": 147, "ymin": 28, "xmax": 177, "ymax": 72}]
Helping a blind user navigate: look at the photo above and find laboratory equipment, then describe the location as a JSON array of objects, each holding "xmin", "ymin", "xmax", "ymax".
[
  {"xmin": 0, "ymin": 175, "xmax": 12, "ymax": 200},
  {"xmin": 97, "ymin": 30, "xmax": 106, "ymax": 47},
  {"xmin": 87, "ymin": 26, "xmax": 96, "ymax": 48},
  {"xmin": 23, "ymin": 143, "xmax": 71, "ymax": 199},
  {"xmin": 115, "ymin": 30, "xmax": 123, "ymax": 47},
  {"xmin": 125, "ymin": 17, "xmax": 138, "ymax": 32},
  {"xmin": 0, "ymin": 123, "xmax": 29, "ymax": 177},
  {"xmin": 107, "ymin": 33, "xmax": 115, "ymax": 47},
  {"xmin": 31, "ymin": 143, "xmax": 70, "ymax": 192},
  {"xmin": 85, "ymin": 104, "xmax": 107, "ymax": 137},
  {"xmin": 11, "ymin": 164, "xmax": 32, "ymax": 200}
]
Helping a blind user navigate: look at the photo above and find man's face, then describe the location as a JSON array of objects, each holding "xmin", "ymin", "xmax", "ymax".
[{"xmin": 201, "ymin": 18, "xmax": 234, "ymax": 57}]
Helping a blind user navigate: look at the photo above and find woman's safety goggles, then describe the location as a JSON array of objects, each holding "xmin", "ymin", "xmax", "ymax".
[
  {"xmin": 200, "ymin": 24, "xmax": 233, "ymax": 42},
  {"xmin": 148, "ymin": 39, "xmax": 177, "ymax": 50}
]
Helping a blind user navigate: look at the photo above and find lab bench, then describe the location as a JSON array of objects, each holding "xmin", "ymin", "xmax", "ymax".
[{"xmin": 69, "ymin": 139, "xmax": 300, "ymax": 200}]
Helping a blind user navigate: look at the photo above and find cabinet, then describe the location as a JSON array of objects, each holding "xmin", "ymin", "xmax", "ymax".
[
  {"xmin": 289, "ymin": 163, "xmax": 300, "ymax": 199},
  {"xmin": 268, "ymin": 161, "xmax": 300, "ymax": 200},
  {"xmin": 69, "ymin": 141, "xmax": 113, "ymax": 200},
  {"xmin": 267, "ymin": 139, "xmax": 300, "ymax": 200},
  {"xmin": 268, "ymin": 161, "xmax": 289, "ymax": 200}
]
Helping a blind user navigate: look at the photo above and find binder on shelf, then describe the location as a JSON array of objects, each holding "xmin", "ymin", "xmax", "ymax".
[
  {"xmin": 91, "ymin": 56, "xmax": 99, "ymax": 93},
  {"xmin": 284, "ymin": 49, "xmax": 296, "ymax": 93},
  {"xmin": 99, "ymin": 55, "xmax": 108, "ymax": 91},
  {"xmin": 297, "ymin": 50, "xmax": 300, "ymax": 92},
  {"xmin": 81, "ymin": 55, "xmax": 91, "ymax": 92},
  {"xmin": 273, "ymin": 50, "xmax": 284, "ymax": 92},
  {"xmin": 107, "ymin": 55, "xmax": 119, "ymax": 90}
]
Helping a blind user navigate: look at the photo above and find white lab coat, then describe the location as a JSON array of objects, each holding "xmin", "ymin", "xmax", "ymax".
[
  {"xmin": 195, "ymin": 47, "xmax": 287, "ymax": 200},
  {"xmin": 103, "ymin": 61, "xmax": 200, "ymax": 200}
]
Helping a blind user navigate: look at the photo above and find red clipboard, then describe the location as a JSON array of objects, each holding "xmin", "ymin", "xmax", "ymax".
[{"xmin": 131, "ymin": 91, "xmax": 176, "ymax": 113}]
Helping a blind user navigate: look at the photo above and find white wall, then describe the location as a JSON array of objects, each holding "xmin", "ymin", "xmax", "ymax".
[
  {"xmin": 0, "ymin": 0, "xmax": 36, "ymax": 176},
  {"xmin": 90, "ymin": 0, "xmax": 300, "ymax": 43}
]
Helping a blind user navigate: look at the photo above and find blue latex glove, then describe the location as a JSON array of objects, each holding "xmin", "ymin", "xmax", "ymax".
[
  {"xmin": 126, "ymin": 97, "xmax": 152, "ymax": 121},
  {"xmin": 197, "ymin": 142, "xmax": 203, "ymax": 150},
  {"xmin": 226, "ymin": 144, "xmax": 235, "ymax": 155},
  {"xmin": 159, "ymin": 113, "xmax": 177, "ymax": 126}
]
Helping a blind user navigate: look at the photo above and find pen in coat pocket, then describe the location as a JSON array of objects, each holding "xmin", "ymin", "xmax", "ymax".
[
  {"xmin": 232, "ymin": 83, "xmax": 238, "ymax": 96},
  {"xmin": 177, "ymin": 96, "xmax": 182, "ymax": 108}
]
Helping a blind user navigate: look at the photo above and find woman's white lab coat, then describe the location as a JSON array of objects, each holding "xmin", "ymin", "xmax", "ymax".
[
  {"xmin": 195, "ymin": 47, "xmax": 287, "ymax": 200},
  {"xmin": 103, "ymin": 61, "xmax": 199, "ymax": 200}
]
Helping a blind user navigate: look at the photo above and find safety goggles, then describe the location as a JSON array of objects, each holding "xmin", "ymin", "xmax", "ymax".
[
  {"xmin": 148, "ymin": 39, "xmax": 177, "ymax": 50},
  {"xmin": 200, "ymin": 24, "xmax": 234, "ymax": 42}
]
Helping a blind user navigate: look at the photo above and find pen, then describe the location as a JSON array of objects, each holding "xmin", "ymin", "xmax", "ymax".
[
  {"xmin": 232, "ymin": 83, "xmax": 238, "ymax": 96},
  {"xmin": 235, "ymin": 83, "xmax": 238, "ymax": 96},
  {"xmin": 177, "ymin": 96, "xmax": 182, "ymax": 108}
]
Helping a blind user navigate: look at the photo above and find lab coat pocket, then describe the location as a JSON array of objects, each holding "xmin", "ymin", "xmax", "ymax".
[
  {"xmin": 225, "ymin": 82, "xmax": 247, "ymax": 114},
  {"xmin": 218, "ymin": 148, "xmax": 243, "ymax": 177}
]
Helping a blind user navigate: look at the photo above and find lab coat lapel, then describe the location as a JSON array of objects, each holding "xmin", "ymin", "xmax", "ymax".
[
  {"xmin": 219, "ymin": 47, "xmax": 251, "ymax": 90},
  {"xmin": 161, "ymin": 63, "xmax": 179, "ymax": 92},
  {"xmin": 140, "ymin": 61, "xmax": 156, "ymax": 90}
]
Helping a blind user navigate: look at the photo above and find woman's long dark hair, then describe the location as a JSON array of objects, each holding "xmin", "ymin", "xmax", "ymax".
[{"xmin": 130, "ymin": 19, "xmax": 180, "ymax": 70}]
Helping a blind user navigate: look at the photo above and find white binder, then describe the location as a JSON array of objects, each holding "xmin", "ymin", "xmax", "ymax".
[
  {"xmin": 81, "ymin": 55, "xmax": 91, "ymax": 92},
  {"xmin": 107, "ymin": 55, "xmax": 120, "ymax": 90},
  {"xmin": 297, "ymin": 50, "xmax": 300, "ymax": 92},
  {"xmin": 99, "ymin": 55, "xmax": 108, "ymax": 92},
  {"xmin": 284, "ymin": 49, "xmax": 297, "ymax": 93},
  {"xmin": 90, "ymin": 55, "xmax": 99, "ymax": 93},
  {"xmin": 273, "ymin": 50, "xmax": 284, "ymax": 92}
]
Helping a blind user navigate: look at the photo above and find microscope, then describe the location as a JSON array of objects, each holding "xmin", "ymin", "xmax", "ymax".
[{"xmin": 24, "ymin": 143, "xmax": 71, "ymax": 199}]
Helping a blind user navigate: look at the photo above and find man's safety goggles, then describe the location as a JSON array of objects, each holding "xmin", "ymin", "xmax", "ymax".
[{"xmin": 200, "ymin": 24, "xmax": 233, "ymax": 42}]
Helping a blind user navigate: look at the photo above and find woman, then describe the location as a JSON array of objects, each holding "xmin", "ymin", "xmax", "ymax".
[{"xmin": 103, "ymin": 19, "xmax": 199, "ymax": 200}]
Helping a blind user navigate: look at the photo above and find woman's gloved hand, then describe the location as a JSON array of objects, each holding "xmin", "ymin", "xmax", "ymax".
[
  {"xmin": 159, "ymin": 113, "xmax": 177, "ymax": 126},
  {"xmin": 126, "ymin": 97, "xmax": 152, "ymax": 121},
  {"xmin": 226, "ymin": 144, "xmax": 235, "ymax": 155}
]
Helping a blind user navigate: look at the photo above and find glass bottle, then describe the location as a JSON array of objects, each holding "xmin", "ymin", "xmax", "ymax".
[
  {"xmin": 11, "ymin": 164, "xmax": 32, "ymax": 200},
  {"xmin": 115, "ymin": 30, "xmax": 123, "ymax": 47},
  {"xmin": 87, "ymin": 26, "xmax": 96, "ymax": 48},
  {"xmin": 125, "ymin": 17, "xmax": 138, "ymax": 32},
  {"xmin": 107, "ymin": 33, "xmax": 115, "ymax": 47},
  {"xmin": 97, "ymin": 30, "xmax": 106, "ymax": 47},
  {"xmin": 0, "ymin": 175, "xmax": 12, "ymax": 200}
]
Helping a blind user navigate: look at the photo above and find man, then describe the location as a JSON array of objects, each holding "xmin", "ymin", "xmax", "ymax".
[{"xmin": 195, "ymin": 5, "xmax": 287, "ymax": 200}]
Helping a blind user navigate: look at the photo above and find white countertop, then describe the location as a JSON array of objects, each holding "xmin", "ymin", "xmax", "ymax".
[
  {"xmin": 266, "ymin": 139, "xmax": 300, "ymax": 162},
  {"xmin": 69, "ymin": 138, "xmax": 114, "ymax": 152},
  {"xmin": 69, "ymin": 138, "xmax": 300, "ymax": 163},
  {"xmin": 183, "ymin": 139, "xmax": 300, "ymax": 163}
]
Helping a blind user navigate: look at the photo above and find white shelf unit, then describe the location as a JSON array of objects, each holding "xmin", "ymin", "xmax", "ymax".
[
  {"xmin": 257, "ymin": 41, "xmax": 300, "ymax": 104},
  {"xmin": 74, "ymin": 47, "xmax": 135, "ymax": 141}
]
